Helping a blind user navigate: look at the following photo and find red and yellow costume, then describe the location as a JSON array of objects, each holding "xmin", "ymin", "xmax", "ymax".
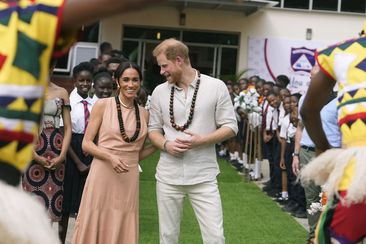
[
  {"xmin": 302, "ymin": 23, "xmax": 366, "ymax": 243},
  {"xmin": 0, "ymin": 0, "xmax": 75, "ymax": 185}
]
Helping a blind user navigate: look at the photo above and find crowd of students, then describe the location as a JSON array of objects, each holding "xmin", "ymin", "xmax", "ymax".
[{"xmin": 219, "ymin": 75, "xmax": 308, "ymax": 219}]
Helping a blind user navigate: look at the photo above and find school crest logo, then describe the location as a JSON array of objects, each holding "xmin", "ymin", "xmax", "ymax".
[{"xmin": 290, "ymin": 47, "xmax": 316, "ymax": 73}]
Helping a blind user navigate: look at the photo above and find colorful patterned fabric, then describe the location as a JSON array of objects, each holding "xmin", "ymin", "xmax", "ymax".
[
  {"xmin": 316, "ymin": 191, "xmax": 366, "ymax": 243},
  {"xmin": 0, "ymin": 0, "xmax": 74, "ymax": 174},
  {"xmin": 314, "ymin": 25, "xmax": 366, "ymax": 243},
  {"xmin": 22, "ymin": 97, "xmax": 67, "ymax": 221},
  {"xmin": 316, "ymin": 34, "xmax": 366, "ymax": 147}
]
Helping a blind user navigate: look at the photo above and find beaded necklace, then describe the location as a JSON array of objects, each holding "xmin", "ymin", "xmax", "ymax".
[
  {"xmin": 115, "ymin": 96, "xmax": 140, "ymax": 142},
  {"xmin": 169, "ymin": 71, "xmax": 200, "ymax": 131}
]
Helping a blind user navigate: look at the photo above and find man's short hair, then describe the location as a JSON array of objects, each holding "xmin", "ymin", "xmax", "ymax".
[{"xmin": 153, "ymin": 38, "xmax": 190, "ymax": 65}]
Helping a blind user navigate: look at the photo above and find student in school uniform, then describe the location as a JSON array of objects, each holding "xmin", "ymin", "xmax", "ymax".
[
  {"xmin": 91, "ymin": 69, "xmax": 114, "ymax": 101},
  {"xmin": 263, "ymin": 91, "xmax": 281, "ymax": 197},
  {"xmin": 59, "ymin": 61, "xmax": 96, "ymax": 243},
  {"xmin": 280, "ymin": 106, "xmax": 307, "ymax": 218}
]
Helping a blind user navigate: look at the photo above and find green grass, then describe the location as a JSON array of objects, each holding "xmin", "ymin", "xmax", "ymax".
[{"xmin": 139, "ymin": 152, "xmax": 307, "ymax": 244}]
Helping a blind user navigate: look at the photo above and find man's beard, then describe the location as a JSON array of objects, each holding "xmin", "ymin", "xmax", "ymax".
[{"xmin": 167, "ymin": 71, "xmax": 181, "ymax": 85}]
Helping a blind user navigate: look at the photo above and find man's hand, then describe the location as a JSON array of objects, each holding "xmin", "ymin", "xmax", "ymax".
[
  {"xmin": 174, "ymin": 131, "xmax": 203, "ymax": 150},
  {"xmin": 164, "ymin": 140, "xmax": 189, "ymax": 158},
  {"xmin": 236, "ymin": 107, "xmax": 247, "ymax": 120}
]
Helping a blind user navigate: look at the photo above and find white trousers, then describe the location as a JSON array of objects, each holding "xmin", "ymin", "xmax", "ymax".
[{"xmin": 156, "ymin": 180, "xmax": 225, "ymax": 244}]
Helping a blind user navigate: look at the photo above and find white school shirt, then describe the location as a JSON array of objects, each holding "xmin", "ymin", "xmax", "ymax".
[
  {"xmin": 60, "ymin": 88, "xmax": 95, "ymax": 133},
  {"xmin": 279, "ymin": 113, "xmax": 296, "ymax": 143},
  {"xmin": 278, "ymin": 102, "xmax": 285, "ymax": 127}
]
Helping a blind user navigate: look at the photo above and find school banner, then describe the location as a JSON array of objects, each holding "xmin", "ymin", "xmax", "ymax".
[{"xmin": 247, "ymin": 37, "xmax": 331, "ymax": 94}]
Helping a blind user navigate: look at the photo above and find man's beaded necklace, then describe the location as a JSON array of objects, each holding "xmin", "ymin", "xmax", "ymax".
[{"xmin": 169, "ymin": 71, "xmax": 200, "ymax": 131}]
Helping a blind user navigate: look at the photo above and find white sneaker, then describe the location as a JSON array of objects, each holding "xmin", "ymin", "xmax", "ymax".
[{"xmin": 218, "ymin": 150, "xmax": 226, "ymax": 157}]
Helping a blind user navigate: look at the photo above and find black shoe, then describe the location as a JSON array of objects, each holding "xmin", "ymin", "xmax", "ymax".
[
  {"xmin": 229, "ymin": 159, "xmax": 239, "ymax": 167},
  {"xmin": 266, "ymin": 190, "xmax": 279, "ymax": 198},
  {"xmin": 263, "ymin": 180, "xmax": 271, "ymax": 186},
  {"xmin": 262, "ymin": 184, "xmax": 273, "ymax": 192},
  {"xmin": 291, "ymin": 208, "xmax": 307, "ymax": 219},
  {"xmin": 230, "ymin": 160, "xmax": 243, "ymax": 171},
  {"xmin": 275, "ymin": 196, "xmax": 289, "ymax": 204},
  {"xmin": 235, "ymin": 164, "xmax": 244, "ymax": 171},
  {"xmin": 282, "ymin": 201, "xmax": 298, "ymax": 212}
]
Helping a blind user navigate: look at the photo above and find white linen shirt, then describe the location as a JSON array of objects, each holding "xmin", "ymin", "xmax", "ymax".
[{"xmin": 149, "ymin": 72, "xmax": 238, "ymax": 185}]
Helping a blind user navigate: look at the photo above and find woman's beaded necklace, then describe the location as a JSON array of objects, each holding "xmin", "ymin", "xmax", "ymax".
[
  {"xmin": 115, "ymin": 96, "xmax": 140, "ymax": 142},
  {"xmin": 169, "ymin": 71, "xmax": 200, "ymax": 131}
]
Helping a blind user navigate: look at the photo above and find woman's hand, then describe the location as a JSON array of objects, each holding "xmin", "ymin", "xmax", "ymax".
[
  {"xmin": 34, "ymin": 155, "xmax": 51, "ymax": 168},
  {"xmin": 279, "ymin": 159, "xmax": 286, "ymax": 170},
  {"xmin": 74, "ymin": 158, "xmax": 90, "ymax": 174},
  {"xmin": 47, "ymin": 155, "xmax": 66, "ymax": 170},
  {"xmin": 110, "ymin": 155, "xmax": 129, "ymax": 173}
]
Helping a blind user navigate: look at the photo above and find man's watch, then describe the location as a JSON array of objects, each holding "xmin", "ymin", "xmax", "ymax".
[{"xmin": 292, "ymin": 152, "xmax": 300, "ymax": 157}]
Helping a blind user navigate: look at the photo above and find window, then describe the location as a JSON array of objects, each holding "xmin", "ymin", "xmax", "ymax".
[
  {"xmin": 79, "ymin": 22, "xmax": 99, "ymax": 43},
  {"xmin": 341, "ymin": 0, "xmax": 365, "ymax": 13},
  {"xmin": 275, "ymin": 0, "xmax": 365, "ymax": 14},
  {"xmin": 123, "ymin": 26, "xmax": 180, "ymax": 40},
  {"xmin": 284, "ymin": 0, "xmax": 309, "ymax": 9},
  {"xmin": 182, "ymin": 31, "xmax": 239, "ymax": 45},
  {"xmin": 312, "ymin": 0, "xmax": 338, "ymax": 11},
  {"xmin": 122, "ymin": 40, "xmax": 140, "ymax": 62},
  {"xmin": 122, "ymin": 26, "xmax": 239, "ymax": 91},
  {"xmin": 54, "ymin": 52, "xmax": 71, "ymax": 73},
  {"xmin": 220, "ymin": 48, "xmax": 238, "ymax": 78},
  {"xmin": 54, "ymin": 23, "xmax": 99, "ymax": 74},
  {"xmin": 271, "ymin": 0, "xmax": 281, "ymax": 7}
]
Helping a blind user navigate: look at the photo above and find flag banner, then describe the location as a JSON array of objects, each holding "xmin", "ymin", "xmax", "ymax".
[{"xmin": 247, "ymin": 37, "xmax": 331, "ymax": 94}]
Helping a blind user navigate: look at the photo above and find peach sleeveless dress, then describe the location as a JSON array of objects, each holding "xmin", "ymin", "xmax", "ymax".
[{"xmin": 72, "ymin": 97, "xmax": 147, "ymax": 244}]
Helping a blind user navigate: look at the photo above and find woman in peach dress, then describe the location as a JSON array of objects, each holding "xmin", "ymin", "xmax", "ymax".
[{"xmin": 72, "ymin": 62, "xmax": 156, "ymax": 244}]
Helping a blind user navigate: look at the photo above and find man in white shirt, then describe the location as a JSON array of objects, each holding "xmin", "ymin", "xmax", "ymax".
[{"xmin": 149, "ymin": 39, "xmax": 237, "ymax": 244}]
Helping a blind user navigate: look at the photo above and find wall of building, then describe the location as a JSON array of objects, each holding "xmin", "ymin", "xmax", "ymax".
[{"xmin": 100, "ymin": 5, "xmax": 365, "ymax": 75}]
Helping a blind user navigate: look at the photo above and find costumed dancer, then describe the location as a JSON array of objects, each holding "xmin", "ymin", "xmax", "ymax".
[
  {"xmin": 0, "ymin": 1, "xmax": 76, "ymax": 243},
  {"xmin": 301, "ymin": 23, "xmax": 366, "ymax": 243}
]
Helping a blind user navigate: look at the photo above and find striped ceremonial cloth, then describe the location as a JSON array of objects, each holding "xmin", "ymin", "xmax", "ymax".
[{"xmin": 0, "ymin": 0, "xmax": 74, "ymax": 173}]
